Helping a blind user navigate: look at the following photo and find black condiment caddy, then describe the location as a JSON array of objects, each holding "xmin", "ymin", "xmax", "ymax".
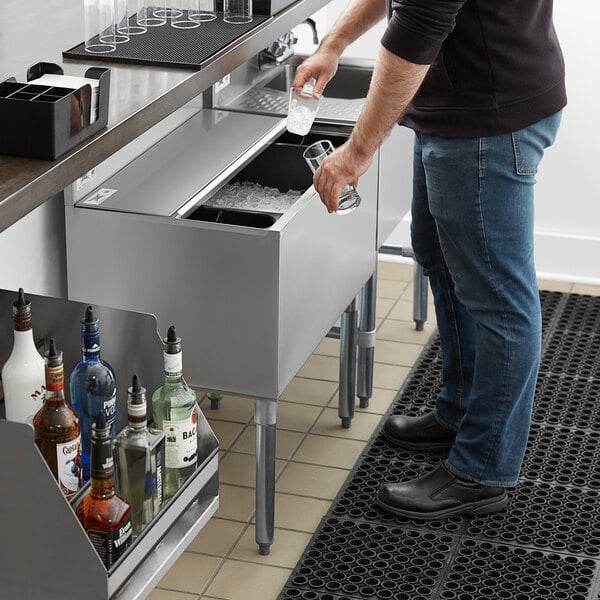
[{"xmin": 0, "ymin": 62, "xmax": 110, "ymax": 160}]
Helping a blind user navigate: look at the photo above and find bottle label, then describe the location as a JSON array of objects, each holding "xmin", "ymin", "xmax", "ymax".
[
  {"xmin": 56, "ymin": 436, "xmax": 82, "ymax": 498},
  {"xmin": 45, "ymin": 365, "xmax": 64, "ymax": 392},
  {"xmin": 153, "ymin": 452, "xmax": 163, "ymax": 507},
  {"xmin": 103, "ymin": 392, "xmax": 117, "ymax": 424},
  {"xmin": 163, "ymin": 351, "xmax": 182, "ymax": 376},
  {"xmin": 88, "ymin": 519, "xmax": 132, "ymax": 568},
  {"xmin": 163, "ymin": 405, "xmax": 198, "ymax": 469}
]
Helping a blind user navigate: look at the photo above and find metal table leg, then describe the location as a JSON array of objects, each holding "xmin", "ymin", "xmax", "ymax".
[
  {"xmin": 413, "ymin": 262, "xmax": 428, "ymax": 331},
  {"xmin": 357, "ymin": 271, "xmax": 377, "ymax": 409},
  {"xmin": 338, "ymin": 297, "xmax": 358, "ymax": 429},
  {"xmin": 254, "ymin": 398, "xmax": 277, "ymax": 555},
  {"xmin": 379, "ymin": 244, "xmax": 429, "ymax": 331}
]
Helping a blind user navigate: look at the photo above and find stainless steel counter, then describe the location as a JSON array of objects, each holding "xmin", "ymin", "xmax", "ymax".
[{"xmin": 0, "ymin": 0, "xmax": 329, "ymax": 233}]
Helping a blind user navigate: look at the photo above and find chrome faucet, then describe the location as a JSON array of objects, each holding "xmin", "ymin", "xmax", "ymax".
[{"xmin": 257, "ymin": 19, "xmax": 319, "ymax": 70}]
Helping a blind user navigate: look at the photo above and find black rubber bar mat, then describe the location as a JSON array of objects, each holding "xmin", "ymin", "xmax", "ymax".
[
  {"xmin": 280, "ymin": 290, "xmax": 600, "ymax": 600},
  {"xmin": 63, "ymin": 14, "xmax": 271, "ymax": 70}
]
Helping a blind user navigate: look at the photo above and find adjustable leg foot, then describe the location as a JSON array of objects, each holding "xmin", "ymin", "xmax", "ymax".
[
  {"xmin": 208, "ymin": 393, "xmax": 222, "ymax": 410},
  {"xmin": 341, "ymin": 417, "xmax": 352, "ymax": 429},
  {"xmin": 258, "ymin": 543, "xmax": 271, "ymax": 556}
]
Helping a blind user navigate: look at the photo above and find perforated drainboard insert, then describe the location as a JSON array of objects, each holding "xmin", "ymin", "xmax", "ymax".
[
  {"xmin": 230, "ymin": 87, "xmax": 364, "ymax": 123},
  {"xmin": 63, "ymin": 15, "xmax": 271, "ymax": 69},
  {"xmin": 280, "ymin": 292, "xmax": 600, "ymax": 600}
]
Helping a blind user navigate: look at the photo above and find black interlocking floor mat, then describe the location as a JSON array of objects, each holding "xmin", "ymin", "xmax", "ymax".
[{"xmin": 280, "ymin": 291, "xmax": 600, "ymax": 600}]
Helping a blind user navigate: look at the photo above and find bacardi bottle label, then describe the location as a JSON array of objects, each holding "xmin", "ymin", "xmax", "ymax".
[
  {"xmin": 56, "ymin": 436, "xmax": 82, "ymax": 498},
  {"xmin": 163, "ymin": 351, "xmax": 182, "ymax": 376},
  {"xmin": 164, "ymin": 405, "xmax": 198, "ymax": 469},
  {"xmin": 88, "ymin": 520, "xmax": 132, "ymax": 568}
]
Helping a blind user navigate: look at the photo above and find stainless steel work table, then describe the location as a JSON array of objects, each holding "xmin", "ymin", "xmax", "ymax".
[{"xmin": 0, "ymin": 0, "xmax": 330, "ymax": 233}]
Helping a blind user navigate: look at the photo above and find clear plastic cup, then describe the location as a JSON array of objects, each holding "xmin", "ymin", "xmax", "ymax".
[
  {"xmin": 112, "ymin": 0, "xmax": 132, "ymax": 42},
  {"xmin": 223, "ymin": 0, "xmax": 252, "ymax": 24},
  {"xmin": 302, "ymin": 139, "xmax": 362, "ymax": 215},
  {"xmin": 170, "ymin": 0, "xmax": 200, "ymax": 28},
  {"xmin": 286, "ymin": 79, "xmax": 320, "ymax": 136},
  {"xmin": 191, "ymin": 0, "xmax": 217, "ymax": 21},
  {"xmin": 117, "ymin": 0, "xmax": 148, "ymax": 36},
  {"xmin": 138, "ymin": 1, "xmax": 167, "ymax": 26},
  {"xmin": 85, "ymin": 0, "xmax": 117, "ymax": 54}
]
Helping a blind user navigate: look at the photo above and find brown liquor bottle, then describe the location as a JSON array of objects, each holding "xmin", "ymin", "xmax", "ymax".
[
  {"xmin": 33, "ymin": 338, "xmax": 82, "ymax": 500},
  {"xmin": 76, "ymin": 411, "xmax": 133, "ymax": 569}
]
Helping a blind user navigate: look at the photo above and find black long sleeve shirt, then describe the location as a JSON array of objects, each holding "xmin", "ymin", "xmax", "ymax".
[{"xmin": 381, "ymin": 0, "xmax": 567, "ymax": 137}]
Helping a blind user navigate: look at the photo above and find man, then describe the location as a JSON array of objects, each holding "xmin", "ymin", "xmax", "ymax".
[{"xmin": 293, "ymin": 0, "xmax": 566, "ymax": 519}]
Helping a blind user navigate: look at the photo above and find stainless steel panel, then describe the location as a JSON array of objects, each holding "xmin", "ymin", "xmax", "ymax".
[
  {"xmin": 74, "ymin": 110, "xmax": 285, "ymax": 217},
  {"xmin": 0, "ymin": 288, "xmax": 163, "ymax": 427},
  {"xmin": 66, "ymin": 114, "xmax": 378, "ymax": 399},
  {"xmin": 0, "ymin": 416, "xmax": 219, "ymax": 600},
  {"xmin": 377, "ymin": 126, "xmax": 414, "ymax": 247}
]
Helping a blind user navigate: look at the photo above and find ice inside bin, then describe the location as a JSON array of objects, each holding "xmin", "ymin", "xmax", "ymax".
[{"xmin": 203, "ymin": 181, "xmax": 303, "ymax": 214}]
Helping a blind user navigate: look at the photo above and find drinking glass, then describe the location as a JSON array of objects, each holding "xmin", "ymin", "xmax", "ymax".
[
  {"xmin": 223, "ymin": 0, "xmax": 252, "ymax": 24},
  {"xmin": 112, "ymin": 0, "xmax": 132, "ymax": 42},
  {"xmin": 138, "ymin": 1, "xmax": 167, "ymax": 26},
  {"xmin": 191, "ymin": 0, "xmax": 217, "ymax": 21},
  {"xmin": 286, "ymin": 79, "xmax": 320, "ymax": 136},
  {"xmin": 117, "ymin": 0, "xmax": 148, "ymax": 35},
  {"xmin": 303, "ymin": 139, "xmax": 362, "ymax": 215},
  {"xmin": 171, "ymin": 0, "xmax": 201, "ymax": 27},
  {"xmin": 85, "ymin": 0, "xmax": 117, "ymax": 53}
]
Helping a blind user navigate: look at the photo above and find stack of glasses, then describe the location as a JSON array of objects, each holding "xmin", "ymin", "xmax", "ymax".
[{"xmin": 84, "ymin": 0, "xmax": 253, "ymax": 54}]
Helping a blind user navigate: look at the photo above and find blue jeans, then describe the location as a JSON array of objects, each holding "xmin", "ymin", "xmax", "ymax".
[{"xmin": 410, "ymin": 112, "xmax": 562, "ymax": 486}]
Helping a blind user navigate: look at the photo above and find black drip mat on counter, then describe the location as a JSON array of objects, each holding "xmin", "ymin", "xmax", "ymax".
[
  {"xmin": 280, "ymin": 290, "xmax": 600, "ymax": 600},
  {"xmin": 63, "ymin": 14, "xmax": 271, "ymax": 70}
]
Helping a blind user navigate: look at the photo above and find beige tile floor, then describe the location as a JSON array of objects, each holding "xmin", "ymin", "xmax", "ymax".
[{"xmin": 148, "ymin": 261, "xmax": 600, "ymax": 600}]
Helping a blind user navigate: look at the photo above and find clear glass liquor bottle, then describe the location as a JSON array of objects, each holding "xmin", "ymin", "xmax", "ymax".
[
  {"xmin": 33, "ymin": 338, "xmax": 82, "ymax": 500},
  {"xmin": 76, "ymin": 410, "xmax": 132, "ymax": 569},
  {"xmin": 1, "ymin": 288, "xmax": 46, "ymax": 425},
  {"xmin": 69, "ymin": 305, "xmax": 117, "ymax": 484},
  {"xmin": 114, "ymin": 374, "xmax": 165, "ymax": 538},
  {"xmin": 152, "ymin": 325, "xmax": 199, "ymax": 502}
]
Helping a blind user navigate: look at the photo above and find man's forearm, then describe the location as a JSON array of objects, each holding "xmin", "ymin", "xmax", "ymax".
[
  {"xmin": 318, "ymin": 0, "xmax": 387, "ymax": 57},
  {"xmin": 349, "ymin": 45, "xmax": 430, "ymax": 160}
]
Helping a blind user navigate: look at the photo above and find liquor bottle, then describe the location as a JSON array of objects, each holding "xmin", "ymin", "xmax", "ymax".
[
  {"xmin": 1, "ymin": 288, "xmax": 46, "ymax": 425},
  {"xmin": 152, "ymin": 326, "xmax": 199, "ymax": 501},
  {"xmin": 77, "ymin": 410, "xmax": 132, "ymax": 569},
  {"xmin": 69, "ymin": 305, "xmax": 117, "ymax": 484},
  {"xmin": 114, "ymin": 374, "xmax": 165, "ymax": 538},
  {"xmin": 33, "ymin": 338, "xmax": 82, "ymax": 500}
]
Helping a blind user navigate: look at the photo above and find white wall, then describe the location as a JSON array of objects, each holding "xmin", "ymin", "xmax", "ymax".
[{"xmin": 299, "ymin": 0, "xmax": 600, "ymax": 283}]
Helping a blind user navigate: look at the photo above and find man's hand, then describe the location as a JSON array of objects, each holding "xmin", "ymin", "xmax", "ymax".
[
  {"xmin": 292, "ymin": 48, "xmax": 339, "ymax": 98},
  {"xmin": 313, "ymin": 140, "xmax": 373, "ymax": 213}
]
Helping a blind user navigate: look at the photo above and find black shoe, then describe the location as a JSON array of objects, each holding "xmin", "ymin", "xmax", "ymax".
[
  {"xmin": 383, "ymin": 411, "xmax": 456, "ymax": 451},
  {"xmin": 377, "ymin": 464, "xmax": 508, "ymax": 519}
]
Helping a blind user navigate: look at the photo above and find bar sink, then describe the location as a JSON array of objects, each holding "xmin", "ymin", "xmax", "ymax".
[{"xmin": 263, "ymin": 63, "xmax": 372, "ymax": 99}]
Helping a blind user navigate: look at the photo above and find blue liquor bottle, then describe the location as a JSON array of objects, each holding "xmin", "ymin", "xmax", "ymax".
[{"xmin": 69, "ymin": 305, "xmax": 117, "ymax": 484}]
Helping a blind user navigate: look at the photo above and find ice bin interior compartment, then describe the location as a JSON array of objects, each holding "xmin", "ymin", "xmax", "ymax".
[{"xmin": 194, "ymin": 132, "xmax": 351, "ymax": 220}]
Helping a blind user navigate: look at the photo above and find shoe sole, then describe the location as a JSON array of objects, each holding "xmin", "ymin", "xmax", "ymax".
[
  {"xmin": 376, "ymin": 492, "xmax": 508, "ymax": 520},
  {"xmin": 382, "ymin": 430, "xmax": 455, "ymax": 452}
]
